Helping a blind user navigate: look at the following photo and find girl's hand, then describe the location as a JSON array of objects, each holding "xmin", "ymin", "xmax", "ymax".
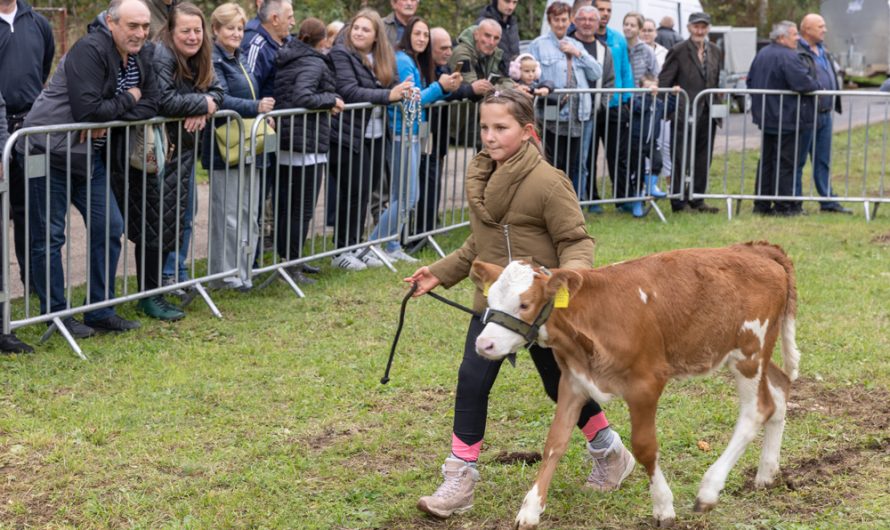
[
  {"xmin": 536, "ymin": 87, "xmax": 551, "ymax": 97},
  {"xmin": 257, "ymin": 97, "xmax": 275, "ymax": 113},
  {"xmin": 404, "ymin": 266, "xmax": 441, "ymax": 297},
  {"xmin": 389, "ymin": 79, "xmax": 415, "ymax": 102},
  {"xmin": 205, "ymin": 96, "xmax": 218, "ymax": 115}
]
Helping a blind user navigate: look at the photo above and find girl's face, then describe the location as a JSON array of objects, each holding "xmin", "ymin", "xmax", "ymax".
[
  {"xmin": 480, "ymin": 102, "xmax": 532, "ymax": 164},
  {"xmin": 623, "ymin": 17, "xmax": 640, "ymax": 41},
  {"xmin": 173, "ymin": 13, "xmax": 204, "ymax": 58},
  {"xmin": 214, "ymin": 20, "xmax": 244, "ymax": 54},
  {"xmin": 350, "ymin": 16, "xmax": 376, "ymax": 53},
  {"xmin": 520, "ymin": 60, "xmax": 538, "ymax": 85},
  {"xmin": 410, "ymin": 21, "xmax": 430, "ymax": 55},
  {"xmin": 641, "ymin": 21, "xmax": 657, "ymax": 45}
]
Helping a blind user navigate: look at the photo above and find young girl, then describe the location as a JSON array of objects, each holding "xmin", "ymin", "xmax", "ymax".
[
  {"xmin": 508, "ymin": 53, "xmax": 553, "ymax": 98},
  {"xmin": 405, "ymin": 89, "xmax": 633, "ymax": 519}
]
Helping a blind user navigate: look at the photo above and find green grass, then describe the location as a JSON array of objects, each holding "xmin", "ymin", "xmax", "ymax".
[{"xmin": 1, "ymin": 207, "xmax": 888, "ymax": 529}]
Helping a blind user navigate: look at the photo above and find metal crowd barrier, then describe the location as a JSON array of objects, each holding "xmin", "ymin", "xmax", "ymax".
[
  {"xmin": 245, "ymin": 99, "xmax": 480, "ymax": 297},
  {"xmin": 1, "ymin": 111, "xmax": 244, "ymax": 357},
  {"xmin": 539, "ymin": 87, "xmax": 692, "ymax": 222},
  {"xmin": 690, "ymin": 88, "xmax": 890, "ymax": 220}
]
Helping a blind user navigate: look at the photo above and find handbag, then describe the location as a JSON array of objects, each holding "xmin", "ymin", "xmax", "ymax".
[
  {"xmin": 129, "ymin": 124, "xmax": 169, "ymax": 174},
  {"xmin": 214, "ymin": 117, "xmax": 275, "ymax": 166},
  {"xmin": 214, "ymin": 61, "xmax": 276, "ymax": 166}
]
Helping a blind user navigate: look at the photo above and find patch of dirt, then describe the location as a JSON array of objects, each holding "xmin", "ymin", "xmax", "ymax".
[
  {"xmin": 787, "ymin": 377, "xmax": 890, "ymax": 431},
  {"xmin": 304, "ymin": 425, "xmax": 370, "ymax": 452},
  {"xmin": 491, "ymin": 451, "xmax": 542, "ymax": 465},
  {"xmin": 870, "ymin": 231, "xmax": 890, "ymax": 244}
]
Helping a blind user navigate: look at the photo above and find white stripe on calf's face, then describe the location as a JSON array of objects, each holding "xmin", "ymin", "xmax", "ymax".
[{"xmin": 476, "ymin": 262, "xmax": 536, "ymax": 359}]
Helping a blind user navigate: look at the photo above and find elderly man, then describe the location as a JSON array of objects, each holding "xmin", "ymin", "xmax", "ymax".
[
  {"xmin": 241, "ymin": 0, "xmax": 293, "ymax": 98},
  {"xmin": 383, "ymin": 0, "xmax": 418, "ymax": 44},
  {"xmin": 20, "ymin": 0, "xmax": 159, "ymax": 337},
  {"xmin": 449, "ymin": 18, "xmax": 513, "ymax": 99},
  {"xmin": 748, "ymin": 20, "xmax": 820, "ymax": 216},
  {"xmin": 655, "ymin": 16, "xmax": 682, "ymax": 49},
  {"xmin": 569, "ymin": 4, "xmax": 614, "ymax": 211},
  {"xmin": 795, "ymin": 13, "xmax": 851, "ymax": 214},
  {"xmin": 476, "ymin": 0, "xmax": 520, "ymax": 67},
  {"xmin": 658, "ymin": 12, "xmax": 722, "ymax": 213}
]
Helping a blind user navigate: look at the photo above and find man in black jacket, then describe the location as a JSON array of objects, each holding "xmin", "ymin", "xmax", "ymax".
[
  {"xmin": 748, "ymin": 20, "xmax": 820, "ymax": 216},
  {"xmin": 21, "ymin": 0, "xmax": 159, "ymax": 337},
  {"xmin": 476, "ymin": 0, "xmax": 520, "ymax": 69},
  {"xmin": 0, "ymin": 0, "xmax": 54, "ymax": 296}
]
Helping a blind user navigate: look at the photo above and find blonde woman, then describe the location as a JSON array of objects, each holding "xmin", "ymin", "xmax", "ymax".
[
  {"xmin": 202, "ymin": 2, "xmax": 275, "ymax": 291},
  {"xmin": 327, "ymin": 8, "xmax": 413, "ymax": 271}
]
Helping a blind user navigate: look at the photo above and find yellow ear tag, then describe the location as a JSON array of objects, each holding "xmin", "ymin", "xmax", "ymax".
[
  {"xmin": 483, "ymin": 283, "xmax": 490, "ymax": 297},
  {"xmin": 554, "ymin": 286, "xmax": 570, "ymax": 308}
]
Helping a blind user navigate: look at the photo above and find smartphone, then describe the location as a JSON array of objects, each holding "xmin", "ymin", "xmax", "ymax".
[
  {"xmin": 454, "ymin": 60, "xmax": 464, "ymax": 73},
  {"xmin": 488, "ymin": 73, "xmax": 502, "ymax": 83}
]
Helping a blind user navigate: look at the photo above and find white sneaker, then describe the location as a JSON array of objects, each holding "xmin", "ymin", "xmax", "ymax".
[
  {"xmin": 386, "ymin": 247, "xmax": 419, "ymax": 263},
  {"xmin": 331, "ymin": 252, "xmax": 367, "ymax": 271},
  {"xmin": 359, "ymin": 248, "xmax": 385, "ymax": 268}
]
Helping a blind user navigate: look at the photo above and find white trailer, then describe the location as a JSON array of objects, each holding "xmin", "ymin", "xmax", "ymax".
[{"xmin": 821, "ymin": 0, "xmax": 890, "ymax": 76}]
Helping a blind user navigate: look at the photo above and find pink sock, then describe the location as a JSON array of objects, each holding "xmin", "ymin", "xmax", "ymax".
[
  {"xmin": 580, "ymin": 412, "xmax": 610, "ymax": 442},
  {"xmin": 451, "ymin": 433, "xmax": 482, "ymax": 462}
]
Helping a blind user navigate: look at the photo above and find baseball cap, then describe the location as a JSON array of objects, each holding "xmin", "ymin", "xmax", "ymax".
[{"xmin": 688, "ymin": 12, "xmax": 711, "ymax": 25}]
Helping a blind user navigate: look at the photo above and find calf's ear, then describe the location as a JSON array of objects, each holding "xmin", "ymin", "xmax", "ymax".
[
  {"xmin": 544, "ymin": 270, "xmax": 583, "ymax": 299},
  {"xmin": 470, "ymin": 261, "xmax": 505, "ymax": 291}
]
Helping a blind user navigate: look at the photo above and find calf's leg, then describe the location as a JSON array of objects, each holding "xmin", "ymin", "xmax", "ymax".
[
  {"xmin": 627, "ymin": 384, "xmax": 675, "ymax": 528},
  {"xmin": 695, "ymin": 357, "xmax": 774, "ymax": 511},
  {"xmin": 756, "ymin": 361, "xmax": 791, "ymax": 487},
  {"xmin": 515, "ymin": 376, "xmax": 585, "ymax": 530}
]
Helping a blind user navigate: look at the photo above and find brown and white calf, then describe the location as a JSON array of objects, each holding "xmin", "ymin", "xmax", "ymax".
[{"xmin": 470, "ymin": 242, "xmax": 800, "ymax": 529}]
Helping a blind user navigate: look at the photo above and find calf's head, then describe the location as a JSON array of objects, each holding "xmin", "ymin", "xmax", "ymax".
[{"xmin": 470, "ymin": 260, "xmax": 583, "ymax": 360}]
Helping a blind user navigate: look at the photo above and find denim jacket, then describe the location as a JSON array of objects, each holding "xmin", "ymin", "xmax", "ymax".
[{"xmin": 529, "ymin": 32, "xmax": 602, "ymax": 122}]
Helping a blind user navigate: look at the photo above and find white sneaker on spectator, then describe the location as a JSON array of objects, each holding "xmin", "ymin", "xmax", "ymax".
[
  {"xmin": 331, "ymin": 252, "xmax": 367, "ymax": 271},
  {"xmin": 386, "ymin": 247, "xmax": 419, "ymax": 263},
  {"xmin": 359, "ymin": 248, "xmax": 385, "ymax": 268}
]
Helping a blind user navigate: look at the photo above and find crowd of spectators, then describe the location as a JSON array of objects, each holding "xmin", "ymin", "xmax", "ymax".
[{"xmin": 0, "ymin": 0, "xmax": 854, "ymax": 352}]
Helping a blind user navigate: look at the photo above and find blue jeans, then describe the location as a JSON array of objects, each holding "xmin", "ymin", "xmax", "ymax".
[
  {"xmin": 577, "ymin": 119, "xmax": 594, "ymax": 201},
  {"xmin": 370, "ymin": 138, "xmax": 420, "ymax": 252},
  {"xmin": 163, "ymin": 166, "xmax": 196, "ymax": 281},
  {"xmin": 29, "ymin": 152, "xmax": 123, "ymax": 321},
  {"xmin": 795, "ymin": 112, "xmax": 840, "ymax": 209}
]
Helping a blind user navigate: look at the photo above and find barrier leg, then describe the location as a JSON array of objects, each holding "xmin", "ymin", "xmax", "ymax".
[
  {"xmin": 41, "ymin": 316, "xmax": 87, "ymax": 360},
  {"xmin": 275, "ymin": 267, "xmax": 305, "ymax": 299},
  {"xmin": 426, "ymin": 236, "xmax": 446, "ymax": 259},
  {"xmin": 192, "ymin": 283, "xmax": 222, "ymax": 319},
  {"xmin": 649, "ymin": 200, "xmax": 667, "ymax": 224},
  {"xmin": 368, "ymin": 245, "xmax": 397, "ymax": 273},
  {"xmin": 726, "ymin": 198, "xmax": 734, "ymax": 221}
]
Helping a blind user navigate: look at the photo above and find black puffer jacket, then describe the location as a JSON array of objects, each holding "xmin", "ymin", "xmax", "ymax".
[
  {"xmin": 111, "ymin": 140, "xmax": 196, "ymax": 253},
  {"xmin": 275, "ymin": 39, "xmax": 340, "ymax": 154},
  {"xmin": 476, "ymin": 1, "xmax": 520, "ymax": 65},
  {"xmin": 329, "ymin": 43, "xmax": 394, "ymax": 152}
]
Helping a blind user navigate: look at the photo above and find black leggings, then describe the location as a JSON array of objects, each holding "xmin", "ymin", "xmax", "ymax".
[
  {"xmin": 453, "ymin": 315, "xmax": 603, "ymax": 447},
  {"xmin": 275, "ymin": 164, "xmax": 322, "ymax": 261}
]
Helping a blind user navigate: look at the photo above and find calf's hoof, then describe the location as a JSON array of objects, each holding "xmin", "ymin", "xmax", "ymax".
[
  {"xmin": 514, "ymin": 520, "xmax": 538, "ymax": 530},
  {"xmin": 693, "ymin": 498, "xmax": 716, "ymax": 513},
  {"xmin": 654, "ymin": 516, "xmax": 676, "ymax": 528}
]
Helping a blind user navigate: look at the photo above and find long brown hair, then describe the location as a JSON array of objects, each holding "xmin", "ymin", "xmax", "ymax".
[
  {"xmin": 341, "ymin": 8, "xmax": 397, "ymax": 86},
  {"xmin": 160, "ymin": 2, "xmax": 215, "ymax": 91},
  {"xmin": 481, "ymin": 89, "xmax": 545, "ymax": 157},
  {"xmin": 396, "ymin": 17, "xmax": 435, "ymax": 86}
]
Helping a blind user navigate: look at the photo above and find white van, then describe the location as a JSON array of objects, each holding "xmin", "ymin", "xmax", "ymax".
[{"xmin": 540, "ymin": 0, "xmax": 704, "ymax": 38}]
